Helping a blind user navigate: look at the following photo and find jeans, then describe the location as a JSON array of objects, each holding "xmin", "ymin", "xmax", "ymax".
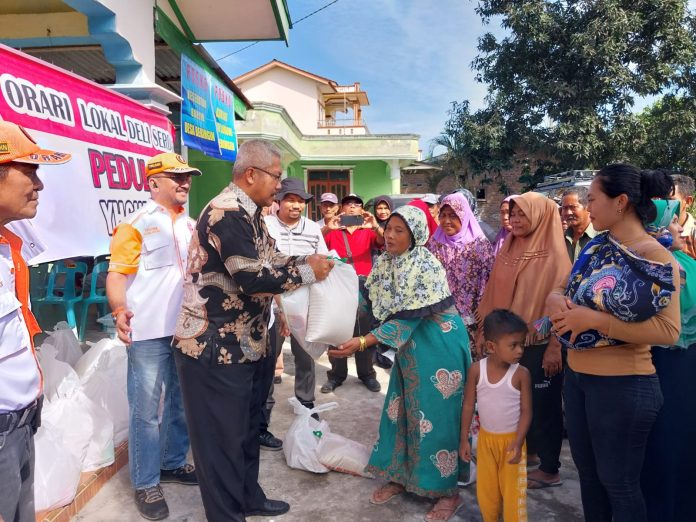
[
  {"xmin": 564, "ymin": 367, "xmax": 663, "ymax": 522},
  {"xmin": 0, "ymin": 424, "xmax": 34, "ymax": 522},
  {"xmin": 127, "ymin": 336, "xmax": 189, "ymax": 489}
]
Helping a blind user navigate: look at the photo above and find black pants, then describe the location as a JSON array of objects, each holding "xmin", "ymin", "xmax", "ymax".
[
  {"xmin": 520, "ymin": 343, "xmax": 565, "ymax": 475},
  {"xmin": 326, "ymin": 310, "xmax": 376, "ymax": 383},
  {"xmin": 174, "ymin": 347, "xmax": 275, "ymax": 522},
  {"xmin": 261, "ymin": 324, "xmax": 280, "ymax": 432}
]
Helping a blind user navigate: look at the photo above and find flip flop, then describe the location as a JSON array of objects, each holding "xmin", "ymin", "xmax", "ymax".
[
  {"xmin": 370, "ymin": 483, "xmax": 405, "ymax": 505},
  {"xmin": 527, "ymin": 477, "xmax": 563, "ymax": 489},
  {"xmin": 424, "ymin": 496, "xmax": 463, "ymax": 521}
]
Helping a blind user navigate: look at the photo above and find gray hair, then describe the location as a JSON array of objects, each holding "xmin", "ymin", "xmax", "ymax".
[
  {"xmin": 561, "ymin": 186, "xmax": 589, "ymax": 207},
  {"xmin": 672, "ymin": 174, "xmax": 695, "ymax": 198},
  {"xmin": 232, "ymin": 139, "xmax": 281, "ymax": 179}
]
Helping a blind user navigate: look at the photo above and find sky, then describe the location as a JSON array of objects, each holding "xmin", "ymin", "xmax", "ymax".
[{"xmin": 204, "ymin": 0, "xmax": 501, "ymax": 156}]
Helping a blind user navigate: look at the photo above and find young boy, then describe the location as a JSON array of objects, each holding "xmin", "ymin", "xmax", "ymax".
[{"xmin": 460, "ymin": 309, "xmax": 532, "ymax": 522}]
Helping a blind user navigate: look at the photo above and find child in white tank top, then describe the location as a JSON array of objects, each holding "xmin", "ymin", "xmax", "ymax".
[{"xmin": 460, "ymin": 310, "xmax": 532, "ymax": 522}]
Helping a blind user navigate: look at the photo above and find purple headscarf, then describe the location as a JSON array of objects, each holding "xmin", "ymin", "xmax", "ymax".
[
  {"xmin": 492, "ymin": 195, "xmax": 516, "ymax": 255},
  {"xmin": 431, "ymin": 192, "xmax": 485, "ymax": 246}
]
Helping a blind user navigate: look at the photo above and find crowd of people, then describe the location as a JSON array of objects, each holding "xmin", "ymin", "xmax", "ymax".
[{"xmin": 1, "ymin": 122, "xmax": 695, "ymax": 522}]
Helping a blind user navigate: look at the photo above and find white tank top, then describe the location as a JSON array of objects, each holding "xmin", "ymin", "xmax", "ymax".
[{"xmin": 477, "ymin": 358, "xmax": 521, "ymax": 434}]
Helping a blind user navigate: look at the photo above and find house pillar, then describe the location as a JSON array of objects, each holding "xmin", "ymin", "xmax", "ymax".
[{"xmin": 389, "ymin": 159, "xmax": 401, "ymax": 194}]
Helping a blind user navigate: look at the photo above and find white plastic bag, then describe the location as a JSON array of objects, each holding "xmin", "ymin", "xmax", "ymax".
[
  {"xmin": 280, "ymin": 286, "xmax": 330, "ymax": 359},
  {"xmin": 37, "ymin": 344, "xmax": 81, "ymax": 402},
  {"xmin": 75, "ymin": 338, "xmax": 129, "ymax": 444},
  {"xmin": 45, "ymin": 321, "xmax": 82, "ymax": 367},
  {"xmin": 34, "ymin": 424, "xmax": 82, "ymax": 512},
  {"xmin": 306, "ymin": 260, "xmax": 359, "ymax": 345},
  {"xmin": 283, "ymin": 398, "xmax": 337, "ymax": 473},
  {"xmin": 316, "ymin": 432, "xmax": 374, "ymax": 478}
]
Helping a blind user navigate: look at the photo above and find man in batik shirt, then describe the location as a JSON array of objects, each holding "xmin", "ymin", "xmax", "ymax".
[{"xmin": 173, "ymin": 140, "xmax": 333, "ymax": 522}]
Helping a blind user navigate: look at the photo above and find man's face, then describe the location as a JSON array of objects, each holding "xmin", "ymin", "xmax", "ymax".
[
  {"xmin": 0, "ymin": 162, "xmax": 43, "ymax": 224},
  {"xmin": 278, "ymin": 193, "xmax": 306, "ymax": 222},
  {"xmin": 252, "ymin": 156, "xmax": 283, "ymax": 208},
  {"xmin": 672, "ymin": 185, "xmax": 693, "ymax": 223},
  {"xmin": 342, "ymin": 199, "xmax": 362, "ymax": 216},
  {"xmin": 561, "ymin": 193, "xmax": 590, "ymax": 231},
  {"xmin": 320, "ymin": 201, "xmax": 339, "ymax": 218},
  {"xmin": 149, "ymin": 172, "xmax": 192, "ymax": 208}
]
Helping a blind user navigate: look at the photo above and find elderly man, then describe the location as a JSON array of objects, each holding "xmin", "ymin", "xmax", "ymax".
[
  {"xmin": 422, "ymin": 193, "xmax": 441, "ymax": 224},
  {"xmin": 173, "ymin": 140, "xmax": 333, "ymax": 522},
  {"xmin": 317, "ymin": 192, "xmax": 339, "ymax": 234},
  {"xmin": 107, "ymin": 152, "xmax": 200, "ymax": 520},
  {"xmin": 0, "ymin": 121, "xmax": 71, "ymax": 522},
  {"xmin": 672, "ymin": 174, "xmax": 696, "ymax": 259},
  {"xmin": 322, "ymin": 193, "xmax": 383, "ymax": 394},
  {"xmin": 561, "ymin": 186, "xmax": 596, "ymax": 263}
]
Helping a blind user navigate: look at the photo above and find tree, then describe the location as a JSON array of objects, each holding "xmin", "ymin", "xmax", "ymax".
[
  {"xmin": 473, "ymin": 0, "xmax": 696, "ymax": 169},
  {"xmin": 430, "ymin": 100, "xmax": 516, "ymax": 192}
]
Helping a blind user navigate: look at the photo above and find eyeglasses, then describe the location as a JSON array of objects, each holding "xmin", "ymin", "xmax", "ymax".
[
  {"xmin": 150, "ymin": 173, "xmax": 192, "ymax": 184},
  {"xmin": 252, "ymin": 166, "xmax": 282, "ymax": 181}
]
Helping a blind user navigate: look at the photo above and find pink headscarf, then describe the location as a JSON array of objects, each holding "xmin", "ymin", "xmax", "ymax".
[
  {"xmin": 493, "ymin": 195, "xmax": 516, "ymax": 255},
  {"xmin": 407, "ymin": 199, "xmax": 438, "ymax": 238},
  {"xmin": 431, "ymin": 192, "xmax": 485, "ymax": 246}
]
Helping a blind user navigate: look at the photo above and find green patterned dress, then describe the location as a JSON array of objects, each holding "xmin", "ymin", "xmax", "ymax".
[{"xmin": 365, "ymin": 305, "xmax": 472, "ymax": 497}]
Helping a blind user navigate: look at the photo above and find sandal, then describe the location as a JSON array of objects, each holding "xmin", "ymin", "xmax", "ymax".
[
  {"xmin": 370, "ymin": 482, "xmax": 405, "ymax": 505},
  {"xmin": 424, "ymin": 495, "xmax": 463, "ymax": 521},
  {"xmin": 527, "ymin": 477, "xmax": 563, "ymax": 489}
]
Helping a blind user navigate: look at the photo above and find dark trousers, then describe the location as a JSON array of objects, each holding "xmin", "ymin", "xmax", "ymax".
[
  {"xmin": 565, "ymin": 367, "xmax": 663, "ymax": 522},
  {"xmin": 326, "ymin": 311, "xmax": 376, "ymax": 383},
  {"xmin": 174, "ymin": 348, "xmax": 275, "ymax": 522},
  {"xmin": 519, "ymin": 343, "xmax": 564, "ymax": 474},
  {"xmin": 641, "ymin": 346, "xmax": 696, "ymax": 522},
  {"xmin": 0, "ymin": 424, "xmax": 35, "ymax": 522},
  {"xmin": 262, "ymin": 325, "xmax": 280, "ymax": 432}
]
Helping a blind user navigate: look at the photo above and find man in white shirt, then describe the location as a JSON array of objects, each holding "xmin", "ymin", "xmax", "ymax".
[
  {"xmin": 0, "ymin": 121, "xmax": 71, "ymax": 522},
  {"xmin": 317, "ymin": 192, "xmax": 339, "ymax": 235},
  {"xmin": 263, "ymin": 178, "xmax": 328, "ymax": 447}
]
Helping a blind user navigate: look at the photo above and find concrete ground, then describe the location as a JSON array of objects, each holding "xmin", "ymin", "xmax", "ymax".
[{"xmin": 73, "ymin": 344, "xmax": 584, "ymax": 522}]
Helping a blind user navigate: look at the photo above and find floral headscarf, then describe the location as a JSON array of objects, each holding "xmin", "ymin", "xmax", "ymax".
[
  {"xmin": 407, "ymin": 199, "xmax": 438, "ymax": 238},
  {"xmin": 366, "ymin": 206, "xmax": 453, "ymax": 322}
]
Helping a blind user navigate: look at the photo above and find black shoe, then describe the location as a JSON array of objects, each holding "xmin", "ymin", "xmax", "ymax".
[
  {"xmin": 363, "ymin": 378, "xmax": 381, "ymax": 392},
  {"xmin": 160, "ymin": 463, "xmax": 197, "ymax": 485},
  {"xmin": 273, "ymin": 375, "xmax": 282, "ymax": 384},
  {"xmin": 320, "ymin": 380, "xmax": 342, "ymax": 393},
  {"xmin": 259, "ymin": 430, "xmax": 283, "ymax": 451},
  {"xmin": 134, "ymin": 485, "xmax": 169, "ymax": 521},
  {"xmin": 245, "ymin": 498, "xmax": 290, "ymax": 517},
  {"xmin": 375, "ymin": 352, "xmax": 393, "ymax": 369}
]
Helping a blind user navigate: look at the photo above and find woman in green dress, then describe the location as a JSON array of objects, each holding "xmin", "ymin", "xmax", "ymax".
[{"xmin": 329, "ymin": 206, "xmax": 472, "ymax": 522}]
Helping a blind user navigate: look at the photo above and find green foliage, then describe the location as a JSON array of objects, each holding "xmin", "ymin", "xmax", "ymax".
[{"xmin": 466, "ymin": 0, "xmax": 696, "ymax": 171}]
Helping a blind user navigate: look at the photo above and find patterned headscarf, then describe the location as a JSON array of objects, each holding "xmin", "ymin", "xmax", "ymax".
[
  {"xmin": 431, "ymin": 192, "xmax": 485, "ymax": 247},
  {"xmin": 366, "ymin": 206, "xmax": 452, "ymax": 321},
  {"xmin": 407, "ymin": 199, "xmax": 438, "ymax": 238}
]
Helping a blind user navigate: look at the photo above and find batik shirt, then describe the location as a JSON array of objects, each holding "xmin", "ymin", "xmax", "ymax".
[{"xmin": 173, "ymin": 183, "xmax": 316, "ymax": 364}]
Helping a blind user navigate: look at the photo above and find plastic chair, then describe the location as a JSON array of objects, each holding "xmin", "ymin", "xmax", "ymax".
[
  {"xmin": 78, "ymin": 261, "xmax": 110, "ymax": 341},
  {"xmin": 32, "ymin": 260, "xmax": 88, "ymax": 332}
]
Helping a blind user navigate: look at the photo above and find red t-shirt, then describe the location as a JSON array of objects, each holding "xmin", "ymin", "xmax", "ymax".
[{"xmin": 324, "ymin": 228, "xmax": 378, "ymax": 276}]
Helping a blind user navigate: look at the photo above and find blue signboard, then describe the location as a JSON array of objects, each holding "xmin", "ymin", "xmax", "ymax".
[{"xmin": 181, "ymin": 54, "xmax": 237, "ymax": 161}]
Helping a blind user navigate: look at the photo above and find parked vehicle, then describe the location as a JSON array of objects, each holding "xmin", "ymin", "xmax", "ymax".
[{"xmin": 534, "ymin": 170, "xmax": 596, "ymax": 202}]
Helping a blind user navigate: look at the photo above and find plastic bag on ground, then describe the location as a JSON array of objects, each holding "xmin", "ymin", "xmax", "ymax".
[
  {"xmin": 283, "ymin": 398, "xmax": 337, "ymax": 473},
  {"xmin": 306, "ymin": 259, "xmax": 359, "ymax": 345},
  {"xmin": 316, "ymin": 432, "xmax": 374, "ymax": 478},
  {"xmin": 44, "ymin": 321, "xmax": 82, "ymax": 367},
  {"xmin": 75, "ymin": 338, "xmax": 129, "ymax": 444},
  {"xmin": 37, "ymin": 344, "xmax": 81, "ymax": 402},
  {"xmin": 280, "ymin": 286, "xmax": 330, "ymax": 359},
  {"xmin": 34, "ymin": 424, "xmax": 82, "ymax": 512}
]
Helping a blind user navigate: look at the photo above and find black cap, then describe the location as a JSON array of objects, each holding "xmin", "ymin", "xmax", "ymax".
[
  {"xmin": 341, "ymin": 193, "xmax": 364, "ymax": 206},
  {"xmin": 276, "ymin": 177, "xmax": 313, "ymax": 201}
]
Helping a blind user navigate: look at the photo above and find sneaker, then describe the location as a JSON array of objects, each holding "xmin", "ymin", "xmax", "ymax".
[
  {"xmin": 363, "ymin": 378, "xmax": 381, "ymax": 392},
  {"xmin": 259, "ymin": 430, "xmax": 283, "ymax": 451},
  {"xmin": 160, "ymin": 463, "xmax": 197, "ymax": 485},
  {"xmin": 320, "ymin": 380, "xmax": 342, "ymax": 393},
  {"xmin": 134, "ymin": 485, "xmax": 169, "ymax": 521}
]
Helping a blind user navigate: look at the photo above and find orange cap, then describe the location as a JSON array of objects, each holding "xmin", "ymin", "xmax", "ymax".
[
  {"xmin": 0, "ymin": 121, "xmax": 72, "ymax": 165},
  {"xmin": 145, "ymin": 152, "xmax": 202, "ymax": 177}
]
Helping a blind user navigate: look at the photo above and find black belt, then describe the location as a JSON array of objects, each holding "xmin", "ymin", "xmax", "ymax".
[{"xmin": 0, "ymin": 396, "xmax": 43, "ymax": 434}]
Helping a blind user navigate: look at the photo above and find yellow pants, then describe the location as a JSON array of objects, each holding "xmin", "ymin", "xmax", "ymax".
[{"xmin": 476, "ymin": 428, "xmax": 527, "ymax": 522}]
